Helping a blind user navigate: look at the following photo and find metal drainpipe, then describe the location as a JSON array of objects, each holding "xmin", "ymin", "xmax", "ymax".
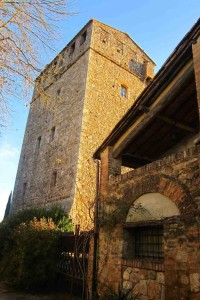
[{"xmin": 92, "ymin": 159, "xmax": 100, "ymax": 298}]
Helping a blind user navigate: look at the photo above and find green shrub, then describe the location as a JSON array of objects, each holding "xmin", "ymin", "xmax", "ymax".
[
  {"xmin": 0, "ymin": 206, "xmax": 73, "ymax": 291},
  {"xmin": 0, "ymin": 206, "xmax": 73, "ymax": 257},
  {"xmin": 2, "ymin": 205, "xmax": 72, "ymax": 229},
  {"xmin": 0, "ymin": 217, "xmax": 60, "ymax": 291}
]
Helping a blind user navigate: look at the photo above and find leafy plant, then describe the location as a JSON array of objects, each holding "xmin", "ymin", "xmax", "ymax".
[
  {"xmin": 0, "ymin": 217, "xmax": 60, "ymax": 291},
  {"xmin": 103, "ymin": 286, "xmax": 140, "ymax": 300},
  {"xmin": 0, "ymin": 206, "xmax": 73, "ymax": 291},
  {"xmin": 99, "ymin": 195, "xmax": 149, "ymax": 228}
]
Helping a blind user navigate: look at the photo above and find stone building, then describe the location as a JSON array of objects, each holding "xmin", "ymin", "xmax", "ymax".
[
  {"xmin": 11, "ymin": 19, "xmax": 155, "ymax": 229},
  {"xmin": 91, "ymin": 19, "xmax": 200, "ymax": 299}
]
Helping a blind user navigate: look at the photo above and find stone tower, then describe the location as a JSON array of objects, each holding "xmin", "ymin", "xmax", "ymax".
[{"xmin": 11, "ymin": 19, "xmax": 155, "ymax": 229}]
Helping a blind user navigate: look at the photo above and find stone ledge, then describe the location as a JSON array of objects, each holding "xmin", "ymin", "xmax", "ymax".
[{"xmin": 122, "ymin": 258, "xmax": 165, "ymax": 271}]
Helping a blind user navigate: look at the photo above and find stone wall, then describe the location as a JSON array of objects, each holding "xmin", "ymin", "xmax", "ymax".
[
  {"xmin": 122, "ymin": 263, "xmax": 165, "ymax": 300},
  {"xmin": 69, "ymin": 20, "xmax": 155, "ymax": 229},
  {"xmin": 95, "ymin": 146, "xmax": 200, "ymax": 300},
  {"xmin": 11, "ymin": 23, "xmax": 92, "ymax": 213}
]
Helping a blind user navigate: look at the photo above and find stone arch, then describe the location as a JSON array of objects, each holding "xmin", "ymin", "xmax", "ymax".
[
  {"xmin": 126, "ymin": 192, "xmax": 180, "ymax": 222},
  {"xmin": 121, "ymin": 174, "xmax": 198, "ymax": 222}
]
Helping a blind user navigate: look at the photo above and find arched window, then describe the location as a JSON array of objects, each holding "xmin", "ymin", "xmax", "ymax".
[{"xmin": 123, "ymin": 193, "xmax": 180, "ymax": 260}]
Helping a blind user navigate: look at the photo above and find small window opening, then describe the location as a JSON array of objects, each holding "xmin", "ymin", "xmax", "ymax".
[
  {"xmin": 58, "ymin": 53, "xmax": 64, "ymax": 67},
  {"xmin": 120, "ymin": 85, "xmax": 127, "ymax": 98},
  {"xmin": 145, "ymin": 77, "xmax": 152, "ymax": 85},
  {"xmin": 23, "ymin": 182, "xmax": 27, "ymax": 197},
  {"xmin": 51, "ymin": 171, "xmax": 57, "ymax": 187},
  {"xmin": 50, "ymin": 126, "xmax": 56, "ymax": 142},
  {"xmin": 57, "ymin": 88, "xmax": 61, "ymax": 96},
  {"xmin": 69, "ymin": 42, "xmax": 75, "ymax": 55},
  {"xmin": 129, "ymin": 59, "xmax": 135, "ymax": 73},
  {"xmin": 36, "ymin": 136, "xmax": 41, "ymax": 152},
  {"xmin": 123, "ymin": 225, "xmax": 164, "ymax": 261},
  {"xmin": 80, "ymin": 30, "xmax": 87, "ymax": 44}
]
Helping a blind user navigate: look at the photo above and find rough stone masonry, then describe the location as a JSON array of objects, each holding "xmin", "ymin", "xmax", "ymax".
[{"xmin": 11, "ymin": 19, "xmax": 155, "ymax": 229}]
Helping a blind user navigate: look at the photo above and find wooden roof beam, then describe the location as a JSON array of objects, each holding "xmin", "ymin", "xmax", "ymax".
[{"xmin": 139, "ymin": 104, "xmax": 196, "ymax": 133}]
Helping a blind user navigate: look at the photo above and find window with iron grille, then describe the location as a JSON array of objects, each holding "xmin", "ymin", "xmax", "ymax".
[
  {"xmin": 134, "ymin": 226, "xmax": 164, "ymax": 260},
  {"xmin": 123, "ymin": 225, "xmax": 164, "ymax": 261}
]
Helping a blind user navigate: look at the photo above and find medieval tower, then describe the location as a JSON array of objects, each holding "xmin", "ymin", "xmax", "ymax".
[{"xmin": 11, "ymin": 19, "xmax": 155, "ymax": 229}]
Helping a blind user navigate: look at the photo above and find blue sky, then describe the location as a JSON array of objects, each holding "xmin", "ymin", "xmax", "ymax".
[{"xmin": 0, "ymin": 0, "xmax": 199, "ymax": 221}]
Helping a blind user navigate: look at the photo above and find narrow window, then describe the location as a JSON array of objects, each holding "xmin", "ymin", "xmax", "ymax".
[
  {"xmin": 80, "ymin": 30, "xmax": 87, "ymax": 44},
  {"xmin": 36, "ymin": 136, "xmax": 41, "ymax": 152},
  {"xmin": 58, "ymin": 53, "xmax": 64, "ymax": 67},
  {"xmin": 51, "ymin": 171, "xmax": 57, "ymax": 187},
  {"xmin": 57, "ymin": 88, "xmax": 61, "ymax": 96},
  {"xmin": 69, "ymin": 42, "xmax": 75, "ymax": 55},
  {"xmin": 129, "ymin": 59, "xmax": 135, "ymax": 73},
  {"xmin": 120, "ymin": 85, "xmax": 127, "ymax": 98},
  {"xmin": 23, "ymin": 182, "xmax": 27, "ymax": 197},
  {"xmin": 50, "ymin": 126, "xmax": 56, "ymax": 142}
]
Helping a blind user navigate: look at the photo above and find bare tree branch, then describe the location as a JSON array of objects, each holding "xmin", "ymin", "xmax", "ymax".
[{"xmin": 0, "ymin": 0, "xmax": 74, "ymax": 129}]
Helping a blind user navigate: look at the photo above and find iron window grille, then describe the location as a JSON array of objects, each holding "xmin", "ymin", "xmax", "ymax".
[{"xmin": 133, "ymin": 226, "xmax": 164, "ymax": 260}]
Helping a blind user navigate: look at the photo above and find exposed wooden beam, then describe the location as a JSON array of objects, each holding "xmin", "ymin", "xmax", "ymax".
[
  {"xmin": 123, "ymin": 152, "xmax": 153, "ymax": 163},
  {"xmin": 112, "ymin": 60, "xmax": 194, "ymax": 158},
  {"xmin": 139, "ymin": 105, "xmax": 196, "ymax": 133}
]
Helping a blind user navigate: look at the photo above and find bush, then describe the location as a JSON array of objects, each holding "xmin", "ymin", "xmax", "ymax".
[
  {"xmin": 2, "ymin": 205, "xmax": 73, "ymax": 231},
  {"xmin": 0, "ymin": 206, "xmax": 73, "ymax": 256},
  {"xmin": 0, "ymin": 206, "xmax": 73, "ymax": 291}
]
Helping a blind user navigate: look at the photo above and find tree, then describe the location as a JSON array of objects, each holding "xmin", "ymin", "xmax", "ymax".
[
  {"xmin": 0, "ymin": 0, "xmax": 71, "ymax": 128},
  {"xmin": 4, "ymin": 191, "xmax": 12, "ymax": 218}
]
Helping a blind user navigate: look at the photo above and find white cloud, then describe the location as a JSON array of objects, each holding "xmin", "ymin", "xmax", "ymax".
[{"xmin": 0, "ymin": 143, "xmax": 20, "ymax": 222}]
